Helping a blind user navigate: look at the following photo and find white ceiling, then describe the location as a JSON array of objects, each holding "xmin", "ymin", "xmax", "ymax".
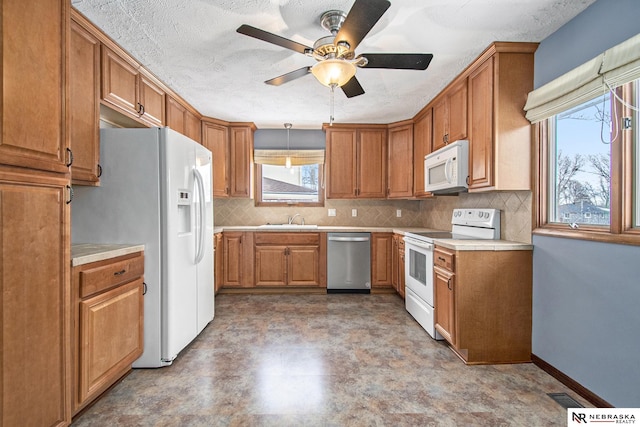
[{"xmin": 71, "ymin": 0, "xmax": 596, "ymax": 129}]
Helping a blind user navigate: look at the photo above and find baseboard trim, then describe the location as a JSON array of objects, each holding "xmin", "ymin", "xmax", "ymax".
[{"xmin": 531, "ymin": 354, "xmax": 613, "ymax": 408}]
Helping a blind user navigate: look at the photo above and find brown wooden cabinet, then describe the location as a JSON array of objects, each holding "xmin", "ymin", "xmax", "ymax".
[
  {"xmin": 166, "ymin": 95, "xmax": 202, "ymax": 143},
  {"xmin": 71, "ymin": 252, "xmax": 144, "ymax": 414},
  {"xmin": 371, "ymin": 233, "xmax": 393, "ymax": 287},
  {"xmin": 412, "ymin": 108, "xmax": 433, "ymax": 197},
  {"xmin": 203, "ymin": 120, "xmax": 254, "ymax": 199},
  {"xmin": 0, "ymin": 167, "xmax": 71, "ymax": 427},
  {"xmin": 387, "ymin": 121, "xmax": 413, "ymax": 198},
  {"xmin": 222, "ymin": 232, "xmax": 254, "ymax": 287},
  {"xmin": 254, "ymin": 233, "xmax": 323, "ymax": 287},
  {"xmin": 70, "ymin": 13, "xmax": 101, "ymax": 186},
  {"xmin": 391, "ymin": 234, "xmax": 406, "ymax": 297},
  {"xmin": 433, "ymin": 245, "xmax": 532, "ymax": 364},
  {"xmin": 325, "ymin": 125, "xmax": 387, "ymax": 199},
  {"xmin": 101, "ymin": 45, "xmax": 166, "ymax": 127},
  {"xmin": 432, "ymin": 80, "xmax": 467, "ymax": 151},
  {"xmin": 0, "ymin": 0, "xmax": 70, "ymax": 175},
  {"xmin": 467, "ymin": 43, "xmax": 537, "ymax": 191},
  {"xmin": 214, "ymin": 232, "xmax": 224, "ymax": 293}
]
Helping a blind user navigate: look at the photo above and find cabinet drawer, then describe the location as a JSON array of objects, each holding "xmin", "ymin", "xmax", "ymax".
[
  {"xmin": 254, "ymin": 232, "xmax": 320, "ymax": 246},
  {"xmin": 79, "ymin": 253, "xmax": 144, "ymax": 298},
  {"xmin": 434, "ymin": 247, "xmax": 455, "ymax": 271}
]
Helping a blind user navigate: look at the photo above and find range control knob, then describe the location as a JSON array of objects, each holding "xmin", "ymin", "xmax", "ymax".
[{"xmin": 478, "ymin": 211, "xmax": 483, "ymax": 218}]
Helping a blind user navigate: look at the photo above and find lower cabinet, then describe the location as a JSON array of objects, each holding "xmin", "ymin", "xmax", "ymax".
[
  {"xmin": 72, "ymin": 251, "xmax": 144, "ymax": 414},
  {"xmin": 391, "ymin": 233, "xmax": 406, "ymax": 297},
  {"xmin": 254, "ymin": 233, "xmax": 325, "ymax": 287},
  {"xmin": 371, "ymin": 233, "xmax": 393, "ymax": 288},
  {"xmin": 433, "ymin": 245, "xmax": 532, "ymax": 364},
  {"xmin": 222, "ymin": 231, "xmax": 254, "ymax": 287}
]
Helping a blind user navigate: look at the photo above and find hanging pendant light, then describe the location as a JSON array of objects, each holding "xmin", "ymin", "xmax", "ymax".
[{"xmin": 284, "ymin": 123, "xmax": 292, "ymax": 168}]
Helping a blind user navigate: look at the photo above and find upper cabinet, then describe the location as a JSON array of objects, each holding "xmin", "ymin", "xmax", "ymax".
[
  {"xmin": 467, "ymin": 43, "xmax": 537, "ymax": 191},
  {"xmin": 166, "ymin": 96, "xmax": 202, "ymax": 143},
  {"xmin": 412, "ymin": 108, "xmax": 433, "ymax": 197},
  {"xmin": 387, "ymin": 121, "xmax": 413, "ymax": 198},
  {"xmin": 70, "ymin": 14, "xmax": 101, "ymax": 185},
  {"xmin": 325, "ymin": 125, "xmax": 387, "ymax": 199},
  {"xmin": 432, "ymin": 79, "xmax": 467, "ymax": 151},
  {"xmin": 203, "ymin": 119, "xmax": 255, "ymax": 199},
  {"xmin": 101, "ymin": 45, "xmax": 165, "ymax": 127},
  {"xmin": 0, "ymin": 0, "xmax": 70, "ymax": 174}
]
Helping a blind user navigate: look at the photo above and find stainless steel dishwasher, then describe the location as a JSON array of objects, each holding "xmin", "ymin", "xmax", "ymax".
[{"xmin": 327, "ymin": 232, "xmax": 371, "ymax": 293}]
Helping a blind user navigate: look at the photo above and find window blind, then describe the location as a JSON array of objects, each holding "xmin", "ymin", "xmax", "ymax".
[
  {"xmin": 254, "ymin": 149, "xmax": 325, "ymax": 166},
  {"xmin": 524, "ymin": 32, "xmax": 640, "ymax": 123}
]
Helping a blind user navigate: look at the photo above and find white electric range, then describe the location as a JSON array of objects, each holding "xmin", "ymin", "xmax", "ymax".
[{"xmin": 403, "ymin": 208, "xmax": 501, "ymax": 339}]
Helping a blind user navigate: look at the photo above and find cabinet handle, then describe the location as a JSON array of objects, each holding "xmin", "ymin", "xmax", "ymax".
[
  {"xmin": 97, "ymin": 164, "xmax": 103, "ymax": 178},
  {"xmin": 137, "ymin": 103, "xmax": 145, "ymax": 115},
  {"xmin": 143, "ymin": 282, "xmax": 148, "ymax": 295},
  {"xmin": 66, "ymin": 148, "xmax": 74, "ymax": 167},
  {"xmin": 387, "ymin": 188, "xmax": 390, "ymax": 196},
  {"xmin": 444, "ymin": 134, "xmax": 449, "ymax": 144},
  {"xmin": 447, "ymin": 277, "xmax": 452, "ymax": 290},
  {"xmin": 438, "ymin": 256, "xmax": 446, "ymax": 262},
  {"xmin": 66, "ymin": 185, "xmax": 74, "ymax": 204},
  {"xmin": 226, "ymin": 187, "xmax": 230, "ymax": 195},
  {"xmin": 114, "ymin": 269, "xmax": 126, "ymax": 276},
  {"xmin": 466, "ymin": 175, "xmax": 469, "ymax": 185}
]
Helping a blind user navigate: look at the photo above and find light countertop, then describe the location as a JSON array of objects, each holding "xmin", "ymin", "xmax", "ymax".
[
  {"xmin": 71, "ymin": 243, "xmax": 145, "ymax": 267},
  {"xmin": 433, "ymin": 239, "xmax": 533, "ymax": 251}
]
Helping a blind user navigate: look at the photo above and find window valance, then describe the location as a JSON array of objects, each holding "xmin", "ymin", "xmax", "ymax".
[
  {"xmin": 254, "ymin": 149, "xmax": 325, "ymax": 166},
  {"xmin": 524, "ymin": 32, "xmax": 640, "ymax": 123}
]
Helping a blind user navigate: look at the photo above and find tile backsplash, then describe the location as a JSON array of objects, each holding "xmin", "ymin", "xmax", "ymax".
[{"xmin": 214, "ymin": 190, "xmax": 532, "ymax": 243}]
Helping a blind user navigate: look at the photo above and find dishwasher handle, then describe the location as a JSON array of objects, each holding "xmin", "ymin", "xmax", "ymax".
[{"xmin": 328, "ymin": 236, "xmax": 370, "ymax": 242}]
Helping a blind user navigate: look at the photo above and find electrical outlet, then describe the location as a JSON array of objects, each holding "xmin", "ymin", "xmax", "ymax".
[
  {"xmin": 396, "ymin": 209, "xmax": 402, "ymax": 217},
  {"xmin": 352, "ymin": 209, "xmax": 357, "ymax": 217},
  {"xmin": 328, "ymin": 209, "xmax": 336, "ymax": 217}
]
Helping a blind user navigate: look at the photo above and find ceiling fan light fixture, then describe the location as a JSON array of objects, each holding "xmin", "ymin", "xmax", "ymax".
[{"xmin": 311, "ymin": 59, "xmax": 356, "ymax": 87}]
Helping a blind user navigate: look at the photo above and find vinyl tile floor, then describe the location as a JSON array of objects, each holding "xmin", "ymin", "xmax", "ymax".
[{"xmin": 72, "ymin": 293, "xmax": 590, "ymax": 426}]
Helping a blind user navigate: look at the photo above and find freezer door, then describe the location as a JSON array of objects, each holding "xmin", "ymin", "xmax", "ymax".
[
  {"xmin": 194, "ymin": 142, "xmax": 214, "ymax": 333},
  {"xmin": 160, "ymin": 128, "xmax": 199, "ymax": 362}
]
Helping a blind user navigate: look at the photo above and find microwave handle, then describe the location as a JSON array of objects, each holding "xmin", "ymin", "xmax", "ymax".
[{"xmin": 444, "ymin": 158, "xmax": 452, "ymax": 183}]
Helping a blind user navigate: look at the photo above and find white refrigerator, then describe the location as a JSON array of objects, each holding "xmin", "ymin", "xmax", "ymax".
[{"xmin": 72, "ymin": 127, "xmax": 215, "ymax": 368}]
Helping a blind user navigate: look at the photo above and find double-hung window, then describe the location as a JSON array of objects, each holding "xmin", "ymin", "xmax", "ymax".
[{"xmin": 526, "ymin": 33, "xmax": 640, "ymax": 244}]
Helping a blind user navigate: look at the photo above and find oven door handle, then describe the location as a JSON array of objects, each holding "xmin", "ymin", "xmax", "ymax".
[{"xmin": 403, "ymin": 237, "xmax": 433, "ymax": 251}]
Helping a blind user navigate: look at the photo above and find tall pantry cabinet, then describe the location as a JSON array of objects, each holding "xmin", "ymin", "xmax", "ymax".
[{"xmin": 1, "ymin": 0, "xmax": 72, "ymax": 426}]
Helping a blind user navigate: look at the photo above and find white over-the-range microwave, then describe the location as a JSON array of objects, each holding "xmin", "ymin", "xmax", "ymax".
[{"xmin": 424, "ymin": 139, "xmax": 469, "ymax": 194}]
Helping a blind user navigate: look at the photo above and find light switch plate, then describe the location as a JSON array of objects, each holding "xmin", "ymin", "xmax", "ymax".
[
  {"xmin": 396, "ymin": 209, "xmax": 402, "ymax": 217},
  {"xmin": 352, "ymin": 209, "xmax": 357, "ymax": 217},
  {"xmin": 328, "ymin": 209, "xmax": 336, "ymax": 217}
]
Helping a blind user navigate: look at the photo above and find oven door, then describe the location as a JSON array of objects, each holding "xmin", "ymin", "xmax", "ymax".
[{"xmin": 403, "ymin": 237, "xmax": 434, "ymax": 306}]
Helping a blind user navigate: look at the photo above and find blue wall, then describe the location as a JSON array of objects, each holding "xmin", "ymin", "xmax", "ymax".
[{"xmin": 532, "ymin": 0, "xmax": 640, "ymax": 407}]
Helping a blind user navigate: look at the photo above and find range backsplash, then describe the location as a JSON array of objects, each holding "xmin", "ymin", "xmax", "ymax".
[{"xmin": 214, "ymin": 191, "xmax": 532, "ymax": 243}]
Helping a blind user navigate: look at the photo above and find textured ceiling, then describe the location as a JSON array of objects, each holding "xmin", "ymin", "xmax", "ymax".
[{"xmin": 71, "ymin": 0, "xmax": 596, "ymax": 129}]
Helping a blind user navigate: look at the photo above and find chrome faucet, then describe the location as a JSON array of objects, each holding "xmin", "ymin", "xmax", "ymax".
[{"xmin": 288, "ymin": 213, "xmax": 301, "ymax": 225}]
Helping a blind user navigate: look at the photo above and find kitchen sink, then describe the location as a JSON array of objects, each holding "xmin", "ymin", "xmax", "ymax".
[{"xmin": 258, "ymin": 224, "xmax": 318, "ymax": 229}]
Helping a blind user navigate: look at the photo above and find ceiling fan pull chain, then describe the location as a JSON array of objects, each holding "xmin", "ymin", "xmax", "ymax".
[{"xmin": 330, "ymin": 84, "xmax": 336, "ymax": 126}]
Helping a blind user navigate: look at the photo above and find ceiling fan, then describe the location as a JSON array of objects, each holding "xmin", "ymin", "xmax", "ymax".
[{"xmin": 237, "ymin": 0, "xmax": 433, "ymax": 98}]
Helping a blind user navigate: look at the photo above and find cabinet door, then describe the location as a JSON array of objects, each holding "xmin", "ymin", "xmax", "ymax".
[
  {"xmin": 387, "ymin": 124, "xmax": 413, "ymax": 198},
  {"xmin": 288, "ymin": 246, "xmax": 320, "ymax": 286},
  {"xmin": 398, "ymin": 245, "xmax": 406, "ymax": 298},
  {"xmin": 166, "ymin": 96, "xmax": 186, "ymax": 134},
  {"xmin": 138, "ymin": 69, "xmax": 165, "ymax": 127},
  {"xmin": 358, "ymin": 129, "xmax": 387, "ymax": 198},
  {"xmin": 184, "ymin": 110, "xmax": 202, "ymax": 144},
  {"xmin": 432, "ymin": 97, "xmax": 449, "ymax": 151},
  {"xmin": 371, "ymin": 233, "xmax": 393, "ymax": 287},
  {"xmin": 203, "ymin": 121, "xmax": 229, "ymax": 198},
  {"xmin": 468, "ymin": 57, "xmax": 494, "ymax": 190},
  {"xmin": 1, "ymin": 0, "xmax": 69, "ymax": 174},
  {"xmin": 78, "ymin": 278, "xmax": 143, "ymax": 405},
  {"xmin": 214, "ymin": 233, "xmax": 224, "ymax": 293},
  {"xmin": 222, "ymin": 232, "xmax": 243, "ymax": 286},
  {"xmin": 434, "ymin": 266, "xmax": 455, "ymax": 345},
  {"xmin": 70, "ymin": 18, "xmax": 101, "ymax": 185},
  {"xmin": 101, "ymin": 46, "xmax": 140, "ymax": 117},
  {"xmin": 1, "ymin": 169, "xmax": 70, "ymax": 427},
  {"xmin": 229, "ymin": 126, "xmax": 253, "ymax": 198},
  {"xmin": 325, "ymin": 128, "xmax": 357, "ymax": 198},
  {"xmin": 447, "ymin": 80, "xmax": 468, "ymax": 143},
  {"xmin": 255, "ymin": 245, "xmax": 287, "ymax": 286},
  {"xmin": 391, "ymin": 235, "xmax": 399, "ymax": 290},
  {"xmin": 413, "ymin": 109, "xmax": 433, "ymax": 197}
]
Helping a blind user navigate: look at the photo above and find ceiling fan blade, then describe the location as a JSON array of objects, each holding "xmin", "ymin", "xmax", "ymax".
[
  {"xmin": 237, "ymin": 24, "xmax": 312, "ymax": 55},
  {"xmin": 265, "ymin": 67, "xmax": 312, "ymax": 86},
  {"xmin": 341, "ymin": 76, "xmax": 365, "ymax": 98},
  {"xmin": 335, "ymin": 0, "xmax": 391, "ymax": 52},
  {"xmin": 359, "ymin": 53, "xmax": 434, "ymax": 70}
]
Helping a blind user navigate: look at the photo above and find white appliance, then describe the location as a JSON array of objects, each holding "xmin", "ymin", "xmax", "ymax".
[
  {"xmin": 403, "ymin": 208, "xmax": 500, "ymax": 339},
  {"xmin": 424, "ymin": 139, "xmax": 469, "ymax": 194},
  {"xmin": 72, "ymin": 127, "xmax": 214, "ymax": 368}
]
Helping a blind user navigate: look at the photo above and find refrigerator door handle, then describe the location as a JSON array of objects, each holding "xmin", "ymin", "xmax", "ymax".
[{"xmin": 193, "ymin": 168, "xmax": 207, "ymax": 264}]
